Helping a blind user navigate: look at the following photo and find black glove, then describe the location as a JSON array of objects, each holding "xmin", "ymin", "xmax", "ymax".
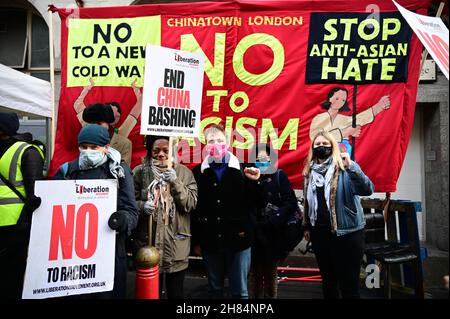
[
  {"xmin": 108, "ymin": 210, "xmax": 128, "ymax": 233},
  {"xmin": 27, "ymin": 195, "xmax": 42, "ymax": 211},
  {"xmin": 16, "ymin": 196, "xmax": 42, "ymax": 230}
]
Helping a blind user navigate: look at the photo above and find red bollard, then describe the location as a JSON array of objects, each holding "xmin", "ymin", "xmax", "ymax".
[{"xmin": 135, "ymin": 265, "xmax": 159, "ymax": 299}]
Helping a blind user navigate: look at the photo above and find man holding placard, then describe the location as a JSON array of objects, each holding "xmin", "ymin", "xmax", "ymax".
[{"xmin": 52, "ymin": 124, "xmax": 138, "ymax": 298}]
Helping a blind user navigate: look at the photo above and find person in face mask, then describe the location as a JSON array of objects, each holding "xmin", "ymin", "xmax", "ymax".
[
  {"xmin": 132, "ymin": 135, "xmax": 197, "ymax": 299},
  {"xmin": 53, "ymin": 124, "xmax": 138, "ymax": 299},
  {"xmin": 302, "ymin": 131, "xmax": 374, "ymax": 299},
  {"xmin": 191, "ymin": 124, "xmax": 261, "ymax": 299},
  {"xmin": 248, "ymin": 143, "xmax": 298, "ymax": 299}
]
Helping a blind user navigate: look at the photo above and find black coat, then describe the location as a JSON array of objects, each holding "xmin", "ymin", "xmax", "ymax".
[
  {"xmin": 0, "ymin": 139, "xmax": 44, "ymax": 299},
  {"xmin": 191, "ymin": 162, "xmax": 258, "ymax": 253},
  {"xmin": 254, "ymin": 169, "xmax": 298, "ymax": 262},
  {"xmin": 53, "ymin": 159, "xmax": 138, "ymax": 299}
]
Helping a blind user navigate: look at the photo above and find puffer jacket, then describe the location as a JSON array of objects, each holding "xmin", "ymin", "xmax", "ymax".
[{"xmin": 132, "ymin": 159, "xmax": 198, "ymax": 273}]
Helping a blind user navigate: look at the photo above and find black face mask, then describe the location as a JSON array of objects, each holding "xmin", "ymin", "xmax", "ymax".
[{"xmin": 313, "ymin": 146, "xmax": 332, "ymax": 159}]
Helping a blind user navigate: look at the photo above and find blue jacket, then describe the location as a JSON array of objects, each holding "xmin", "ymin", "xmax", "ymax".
[{"xmin": 304, "ymin": 162, "xmax": 374, "ymax": 236}]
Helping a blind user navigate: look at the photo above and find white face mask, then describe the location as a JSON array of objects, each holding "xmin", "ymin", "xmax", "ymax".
[{"xmin": 79, "ymin": 149, "xmax": 106, "ymax": 169}]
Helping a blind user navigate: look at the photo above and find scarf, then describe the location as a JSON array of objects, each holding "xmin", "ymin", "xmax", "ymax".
[
  {"xmin": 147, "ymin": 158, "xmax": 176, "ymax": 224},
  {"xmin": 307, "ymin": 157, "xmax": 335, "ymax": 227},
  {"xmin": 106, "ymin": 147, "xmax": 125, "ymax": 179},
  {"xmin": 78, "ymin": 147, "xmax": 125, "ymax": 180}
]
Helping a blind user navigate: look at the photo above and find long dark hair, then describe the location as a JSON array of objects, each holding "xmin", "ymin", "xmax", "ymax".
[{"xmin": 320, "ymin": 87, "xmax": 350, "ymax": 112}]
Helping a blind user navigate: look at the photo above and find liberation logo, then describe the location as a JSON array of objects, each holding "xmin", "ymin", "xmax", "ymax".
[
  {"xmin": 174, "ymin": 52, "xmax": 200, "ymax": 66},
  {"xmin": 75, "ymin": 184, "xmax": 110, "ymax": 195}
]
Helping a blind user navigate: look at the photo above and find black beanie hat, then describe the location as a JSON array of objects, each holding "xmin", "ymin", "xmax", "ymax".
[
  {"xmin": 0, "ymin": 112, "xmax": 20, "ymax": 136},
  {"xmin": 82, "ymin": 103, "xmax": 115, "ymax": 124},
  {"xmin": 145, "ymin": 135, "xmax": 169, "ymax": 154}
]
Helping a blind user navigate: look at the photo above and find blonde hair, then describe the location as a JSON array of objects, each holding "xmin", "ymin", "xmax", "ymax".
[
  {"xmin": 204, "ymin": 124, "xmax": 227, "ymax": 142},
  {"xmin": 302, "ymin": 131, "xmax": 344, "ymax": 176}
]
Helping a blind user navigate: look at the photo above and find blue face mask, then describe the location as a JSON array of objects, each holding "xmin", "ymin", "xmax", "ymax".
[
  {"xmin": 79, "ymin": 149, "xmax": 106, "ymax": 169},
  {"xmin": 255, "ymin": 161, "xmax": 271, "ymax": 172}
]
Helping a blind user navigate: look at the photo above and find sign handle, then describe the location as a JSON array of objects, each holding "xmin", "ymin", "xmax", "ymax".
[
  {"xmin": 164, "ymin": 137, "xmax": 174, "ymax": 225},
  {"xmin": 148, "ymin": 214, "xmax": 153, "ymax": 246}
]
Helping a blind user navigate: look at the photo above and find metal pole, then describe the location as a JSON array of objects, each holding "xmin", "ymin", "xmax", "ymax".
[
  {"xmin": 351, "ymin": 84, "xmax": 357, "ymax": 160},
  {"xmin": 48, "ymin": 9, "xmax": 56, "ymax": 160}
]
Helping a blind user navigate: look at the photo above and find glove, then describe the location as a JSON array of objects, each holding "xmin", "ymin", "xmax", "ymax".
[
  {"xmin": 143, "ymin": 200, "xmax": 156, "ymax": 216},
  {"xmin": 161, "ymin": 168, "xmax": 177, "ymax": 184},
  {"xmin": 27, "ymin": 195, "xmax": 42, "ymax": 212},
  {"xmin": 108, "ymin": 210, "xmax": 128, "ymax": 233}
]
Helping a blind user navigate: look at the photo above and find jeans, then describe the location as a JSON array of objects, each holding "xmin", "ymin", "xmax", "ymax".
[{"xmin": 202, "ymin": 247, "xmax": 251, "ymax": 299}]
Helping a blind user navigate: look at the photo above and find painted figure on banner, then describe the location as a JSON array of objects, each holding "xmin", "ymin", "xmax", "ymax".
[
  {"xmin": 72, "ymin": 78, "xmax": 143, "ymax": 165},
  {"xmin": 309, "ymin": 87, "xmax": 391, "ymax": 155}
]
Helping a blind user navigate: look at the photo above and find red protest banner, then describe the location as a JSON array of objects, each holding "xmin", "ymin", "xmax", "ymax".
[{"xmin": 49, "ymin": 0, "xmax": 429, "ymax": 191}]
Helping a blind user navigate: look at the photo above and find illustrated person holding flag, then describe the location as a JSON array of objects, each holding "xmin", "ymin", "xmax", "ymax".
[
  {"xmin": 53, "ymin": 124, "xmax": 138, "ymax": 299},
  {"xmin": 309, "ymin": 87, "xmax": 391, "ymax": 154},
  {"xmin": 0, "ymin": 112, "xmax": 44, "ymax": 299},
  {"xmin": 132, "ymin": 135, "xmax": 198, "ymax": 299},
  {"xmin": 82, "ymin": 103, "xmax": 133, "ymax": 166},
  {"xmin": 191, "ymin": 124, "xmax": 261, "ymax": 299},
  {"xmin": 73, "ymin": 78, "xmax": 143, "ymax": 165}
]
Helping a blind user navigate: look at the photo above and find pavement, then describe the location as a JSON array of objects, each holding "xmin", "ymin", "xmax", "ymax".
[{"xmin": 126, "ymin": 240, "xmax": 449, "ymax": 299}]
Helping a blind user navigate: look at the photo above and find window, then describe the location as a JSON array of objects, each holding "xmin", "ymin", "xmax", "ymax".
[
  {"xmin": 0, "ymin": 6, "xmax": 50, "ymax": 79},
  {"xmin": 30, "ymin": 13, "xmax": 50, "ymax": 68},
  {"xmin": 0, "ymin": 9, "xmax": 28, "ymax": 67}
]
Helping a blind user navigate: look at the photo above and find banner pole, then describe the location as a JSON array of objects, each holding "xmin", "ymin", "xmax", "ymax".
[
  {"xmin": 351, "ymin": 84, "xmax": 357, "ymax": 160},
  {"xmin": 48, "ymin": 9, "xmax": 56, "ymax": 160},
  {"xmin": 418, "ymin": 2, "xmax": 445, "ymax": 82}
]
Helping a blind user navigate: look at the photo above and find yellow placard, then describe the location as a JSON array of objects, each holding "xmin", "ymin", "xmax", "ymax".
[{"xmin": 67, "ymin": 16, "xmax": 161, "ymax": 87}]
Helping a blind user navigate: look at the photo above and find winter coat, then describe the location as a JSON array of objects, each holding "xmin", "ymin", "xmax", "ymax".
[
  {"xmin": 254, "ymin": 169, "xmax": 298, "ymax": 262},
  {"xmin": 191, "ymin": 153, "xmax": 258, "ymax": 253},
  {"xmin": 53, "ymin": 158, "xmax": 138, "ymax": 298},
  {"xmin": 110, "ymin": 133, "xmax": 132, "ymax": 167},
  {"xmin": 132, "ymin": 160, "xmax": 198, "ymax": 273},
  {"xmin": 303, "ymin": 161, "xmax": 374, "ymax": 236}
]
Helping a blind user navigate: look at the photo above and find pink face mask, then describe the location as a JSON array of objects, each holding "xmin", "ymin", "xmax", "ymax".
[{"xmin": 205, "ymin": 143, "xmax": 227, "ymax": 158}]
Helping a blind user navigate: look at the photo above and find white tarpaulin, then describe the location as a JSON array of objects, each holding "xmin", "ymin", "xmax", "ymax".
[{"xmin": 0, "ymin": 63, "xmax": 52, "ymax": 117}]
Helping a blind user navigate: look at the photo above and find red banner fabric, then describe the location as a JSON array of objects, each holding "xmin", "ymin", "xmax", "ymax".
[{"xmin": 50, "ymin": 0, "xmax": 429, "ymax": 191}]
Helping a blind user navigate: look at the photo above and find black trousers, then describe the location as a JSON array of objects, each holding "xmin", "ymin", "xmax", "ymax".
[
  {"xmin": 0, "ymin": 226, "xmax": 29, "ymax": 299},
  {"xmin": 310, "ymin": 227, "xmax": 365, "ymax": 299},
  {"xmin": 160, "ymin": 270, "xmax": 186, "ymax": 299}
]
